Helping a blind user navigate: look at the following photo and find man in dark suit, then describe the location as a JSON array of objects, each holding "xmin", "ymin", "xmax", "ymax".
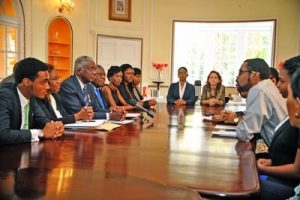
[
  {"xmin": 91, "ymin": 64, "xmax": 109, "ymax": 110},
  {"xmin": 167, "ymin": 66, "xmax": 196, "ymax": 105},
  {"xmin": 59, "ymin": 56, "xmax": 125, "ymax": 120},
  {"xmin": 0, "ymin": 58, "xmax": 64, "ymax": 145}
]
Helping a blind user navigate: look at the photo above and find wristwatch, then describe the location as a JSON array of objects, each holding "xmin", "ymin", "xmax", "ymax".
[{"xmin": 234, "ymin": 117, "xmax": 240, "ymax": 124}]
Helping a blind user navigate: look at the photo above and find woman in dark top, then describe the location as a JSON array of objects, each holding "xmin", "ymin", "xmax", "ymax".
[
  {"xmin": 132, "ymin": 67, "xmax": 156, "ymax": 106},
  {"xmin": 132, "ymin": 67, "xmax": 143, "ymax": 100},
  {"xmin": 201, "ymin": 70, "xmax": 225, "ymax": 106},
  {"xmin": 36, "ymin": 64, "xmax": 93, "ymax": 124},
  {"xmin": 257, "ymin": 56, "xmax": 300, "ymax": 200},
  {"xmin": 118, "ymin": 64, "xmax": 155, "ymax": 108},
  {"xmin": 102, "ymin": 66, "xmax": 133, "ymax": 111}
]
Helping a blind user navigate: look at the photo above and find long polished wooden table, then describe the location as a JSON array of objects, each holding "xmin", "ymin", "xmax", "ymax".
[{"xmin": 0, "ymin": 103, "xmax": 259, "ymax": 199}]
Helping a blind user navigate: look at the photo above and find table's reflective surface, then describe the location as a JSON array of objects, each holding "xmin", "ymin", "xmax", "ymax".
[{"xmin": 0, "ymin": 103, "xmax": 259, "ymax": 199}]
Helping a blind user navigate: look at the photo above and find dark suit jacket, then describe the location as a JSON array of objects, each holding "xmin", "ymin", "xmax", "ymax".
[
  {"xmin": 0, "ymin": 74, "xmax": 15, "ymax": 86},
  {"xmin": 167, "ymin": 82, "xmax": 196, "ymax": 105},
  {"xmin": 119, "ymin": 82, "xmax": 150, "ymax": 107},
  {"xmin": 0, "ymin": 83, "xmax": 49, "ymax": 145},
  {"xmin": 59, "ymin": 75, "xmax": 107, "ymax": 119},
  {"xmin": 118, "ymin": 82, "xmax": 134, "ymax": 103},
  {"xmin": 269, "ymin": 119, "xmax": 299, "ymax": 166},
  {"xmin": 36, "ymin": 93, "xmax": 75, "ymax": 124}
]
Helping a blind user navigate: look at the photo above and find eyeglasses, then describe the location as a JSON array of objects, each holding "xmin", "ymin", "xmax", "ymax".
[
  {"xmin": 238, "ymin": 70, "xmax": 251, "ymax": 76},
  {"xmin": 238, "ymin": 70, "xmax": 261, "ymax": 77},
  {"xmin": 49, "ymin": 76, "xmax": 61, "ymax": 81}
]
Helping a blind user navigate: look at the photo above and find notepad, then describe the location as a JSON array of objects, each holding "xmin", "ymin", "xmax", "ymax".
[
  {"xmin": 126, "ymin": 113, "xmax": 141, "ymax": 119},
  {"xmin": 203, "ymin": 116, "xmax": 213, "ymax": 121},
  {"xmin": 97, "ymin": 123, "xmax": 121, "ymax": 131},
  {"xmin": 215, "ymin": 125, "xmax": 236, "ymax": 130},
  {"xmin": 211, "ymin": 130, "xmax": 237, "ymax": 138},
  {"xmin": 109, "ymin": 119, "xmax": 134, "ymax": 124},
  {"xmin": 64, "ymin": 120, "xmax": 105, "ymax": 128}
]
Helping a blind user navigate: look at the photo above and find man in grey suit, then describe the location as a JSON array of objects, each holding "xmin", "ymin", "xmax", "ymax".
[
  {"xmin": 59, "ymin": 56, "xmax": 125, "ymax": 121},
  {"xmin": 0, "ymin": 58, "xmax": 64, "ymax": 145}
]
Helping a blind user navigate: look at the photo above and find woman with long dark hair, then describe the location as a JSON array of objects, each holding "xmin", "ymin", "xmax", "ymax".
[{"xmin": 201, "ymin": 70, "xmax": 225, "ymax": 106}]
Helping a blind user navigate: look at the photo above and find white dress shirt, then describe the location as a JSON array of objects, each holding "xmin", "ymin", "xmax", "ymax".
[
  {"xmin": 179, "ymin": 82, "xmax": 187, "ymax": 99},
  {"xmin": 49, "ymin": 94, "xmax": 63, "ymax": 118},
  {"xmin": 236, "ymin": 79, "xmax": 288, "ymax": 146}
]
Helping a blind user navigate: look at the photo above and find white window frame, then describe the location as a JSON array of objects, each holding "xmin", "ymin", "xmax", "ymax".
[
  {"xmin": 0, "ymin": 0, "xmax": 24, "ymax": 79},
  {"xmin": 171, "ymin": 20, "xmax": 276, "ymax": 86}
]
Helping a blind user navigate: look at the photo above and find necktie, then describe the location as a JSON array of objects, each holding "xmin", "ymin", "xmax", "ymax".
[
  {"xmin": 23, "ymin": 101, "xmax": 30, "ymax": 129},
  {"xmin": 83, "ymin": 85, "xmax": 89, "ymax": 107},
  {"xmin": 95, "ymin": 88, "xmax": 105, "ymax": 109}
]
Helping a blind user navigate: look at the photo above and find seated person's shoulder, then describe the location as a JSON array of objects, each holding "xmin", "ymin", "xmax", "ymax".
[
  {"xmin": 0, "ymin": 82, "xmax": 16, "ymax": 90},
  {"xmin": 0, "ymin": 83, "xmax": 16, "ymax": 96},
  {"xmin": 169, "ymin": 82, "xmax": 178, "ymax": 88},
  {"xmin": 60, "ymin": 78, "xmax": 76, "ymax": 91},
  {"xmin": 102, "ymin": 84, "xmax": 110, "ymax": 91},
  {"xmin": 187, "ymin": 82, "xmax": 195, "ymax": 88},
  {"xmin": 0, "ymin": 87, "xmax": 17, "ymax": 106},
  {"xmin": 118, "ymin": 83, "xmax": 126, "ymax": 91},
  {"xmin": 202, "ymin": 84, "xmax": 209, "ymax": 90},
  {"xmin": 103, "ymin": 85, "xmax": 114, "ymax": 95}
]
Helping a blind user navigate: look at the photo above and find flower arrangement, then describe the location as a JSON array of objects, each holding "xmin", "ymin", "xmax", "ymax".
[
  {"xmin": 152, "ymin": 63, "xmax": 168, "ymax": 71},
  {"xmin": 278, "ymin": 60, "xmax": 285, "ymax": 70},
  {"xmin": 152, "ymin": 62, "xmax": 168, "ymax": 82}
]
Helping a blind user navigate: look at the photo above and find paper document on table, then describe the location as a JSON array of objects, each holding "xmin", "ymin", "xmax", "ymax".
[
  {"xmin": 215, "ymin": 125, "xmax": 236, "ymax": 130},
  {"xmin": 126, "ymin": 113, "xmax": 141, "ymax": 118},
  {"xmin": 225, "ymin": 101, "xmax": 246, "ymax": 112},
  {"xmin": 109, "ymin": 120, "xmax": 134, "ymax": 124},
  {"xmin": 64, "ymin": 120, "xmax": 105, "ymax": 128},
  {"xmin": 203, "ymin": 116, "xmax": 213, "ymax": 121},
  {"xmin": 97, "ymin": 122, "xmax": 121, "ymax": 131},
  {"xmin": 211, "ymin": 130, "xmax": 237, "ymax": 138}
]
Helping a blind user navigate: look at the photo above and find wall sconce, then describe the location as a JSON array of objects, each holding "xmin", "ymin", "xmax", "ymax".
[{"xmin": 58, "ymin": 0, "xmax": 74, "ymax": 14}]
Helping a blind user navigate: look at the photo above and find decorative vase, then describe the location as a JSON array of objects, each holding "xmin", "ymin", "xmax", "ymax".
[{"xmin": 157, "ymin": 70, "xmax": 162, "ymax": 81}]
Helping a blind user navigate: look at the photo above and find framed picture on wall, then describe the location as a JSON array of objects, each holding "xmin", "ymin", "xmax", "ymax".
[{"xmin": 109, "ymin": 0, "xmax": 131, "ymax": 22}]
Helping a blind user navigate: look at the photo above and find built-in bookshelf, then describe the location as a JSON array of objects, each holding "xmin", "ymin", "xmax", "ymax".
[{"xmin": 48, "ymin": 17, "xmax": 72, "ymax": 80}]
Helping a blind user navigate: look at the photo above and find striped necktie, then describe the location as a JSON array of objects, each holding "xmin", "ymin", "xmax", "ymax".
[
  {"xmin": 23, "ymin": 101, "xmax": 30, "ymax": 129},
  {"xmin": 83, "ymin": 85, "xmax": 89, "ymax": 106}
]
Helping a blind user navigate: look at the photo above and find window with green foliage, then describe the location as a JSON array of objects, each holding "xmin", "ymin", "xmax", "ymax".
[{"xmin": 172, "ymin": 20, "xmax": 275, "ymax": 86}]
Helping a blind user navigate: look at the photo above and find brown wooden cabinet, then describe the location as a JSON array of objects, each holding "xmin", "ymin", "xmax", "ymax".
[{"xmin": 48, "ymin": 17, "xmax": 72, "ymax": 80}]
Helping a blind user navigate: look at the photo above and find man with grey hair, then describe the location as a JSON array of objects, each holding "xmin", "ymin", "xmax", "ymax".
[
  {"xmin": 224, "ymin": 58, "xmax": 287, "ymax": 146},
  {"xmin": 59, "ymin": 56, "xmax": 125, "ymax": 121}
]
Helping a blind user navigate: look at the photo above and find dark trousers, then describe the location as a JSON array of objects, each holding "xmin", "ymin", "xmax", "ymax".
[{"xmin": 259, "ymin": 175, "xmax": 297, "ymax": 200}]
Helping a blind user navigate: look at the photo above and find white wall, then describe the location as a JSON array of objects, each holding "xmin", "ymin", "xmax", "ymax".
[{"xmin": 21, "ymin": 0, "xmax": 300, "ymax": 96}]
